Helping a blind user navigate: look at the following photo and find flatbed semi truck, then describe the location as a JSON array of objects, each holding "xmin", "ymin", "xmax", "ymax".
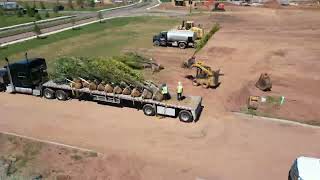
[{"xmin": 0, "ymin": 57, "xmax": 203, "ymax": 122}]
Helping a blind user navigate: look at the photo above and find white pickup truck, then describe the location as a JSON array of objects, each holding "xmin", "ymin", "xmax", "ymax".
[{"xmin": 288, "ymin": 156, "xmax": 320, "ymax": 180}]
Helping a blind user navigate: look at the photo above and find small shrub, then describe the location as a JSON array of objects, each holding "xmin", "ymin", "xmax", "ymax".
[
  {"xmin": 26, "ymin": 3, "xmax": 35, "ymax": 17},
  {"xmin": 16, "ymin": 9, "xmax": 24, "ymax": 17},
  {"xmin": 76, "ymin": 0, "xmax": 85, "ymax": 8},
  {"xmin": 35, "ymin": 13, "xmax": 42, "ymax": 20},
  {"xmin": 70, "ymin": 154, "xmax": 82, "ymax": 161},
  {"xmin": 33, "ymin": 23, "xmax": 42, "ymax": 37},
  {"xmin": 97, "ymin": 11, "xmax": 103, "ymax": 23},
  {"xmin": 53, "ymin": 6, "xmax": 59, "ymax": 13},
  {"xmin": 45, "ymin": 11, "xmax": 50, "ymax": 18},
  {"xmin": 88, "ymin": 0, "xmax": 95, "ymax": 7}
]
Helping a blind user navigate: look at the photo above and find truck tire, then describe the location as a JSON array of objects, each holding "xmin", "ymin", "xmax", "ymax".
[
  {"xmin": 143, "ymin": 104, "xmax": 155, "ymax": 116},
  {"xmin": 43, "ymin": 88, "xmax": 55, "ymax": 99},
  {"xmin": 178, "ymin": 42, "xmax": 187, "ymax": 49},
  {"xmin": 153, "ymin": 40, "xmax": 160, "ymax": 46},
  {"xmin": 56, "ymin": 90, "xmax": 68, "ymax": 101},
  {"xmin": 179, "ymin": 110, "xmax": 193, "ymax": 122}
]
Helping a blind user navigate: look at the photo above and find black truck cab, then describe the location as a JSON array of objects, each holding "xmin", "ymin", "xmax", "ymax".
[
  {"xmin": 1, "ymin": 58, "xmax": 48, "ymax": 93},
  {"xmin": 153, "ymin": 31, "xmax": 168, "ymax": 46}
]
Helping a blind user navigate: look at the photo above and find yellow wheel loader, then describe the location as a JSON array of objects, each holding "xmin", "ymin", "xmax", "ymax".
[
  {"xmin": 178, "ymin": 20, "xmax": 204, "ymax": 39},
  {"xmin": 190, "ymin": 62, "xmax": 221, "ymax": 88}
]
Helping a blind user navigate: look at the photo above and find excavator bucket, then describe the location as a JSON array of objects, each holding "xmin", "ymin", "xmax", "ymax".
[{"xmin": 256, "ymin": 73, "xmax": 272, "ymax": 91}]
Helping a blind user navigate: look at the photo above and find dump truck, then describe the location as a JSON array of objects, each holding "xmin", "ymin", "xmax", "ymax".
[
  {"xmin": 153, "ymin": 30, "xmax": 196, "ymax": 49},
  {"xmin": 0, "ymin": 57, "xmax": 203, "ymax": 122}
]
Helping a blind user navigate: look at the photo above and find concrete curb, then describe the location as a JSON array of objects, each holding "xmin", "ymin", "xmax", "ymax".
[
  {"xmin": 146, "ymin": 0, "xmax": 162, "ymax": 10},
  {"xmin": 0, "ymin": 131, "xmax": 103, "ymax": 155},
  {"xmin": 0, "ymin": 15, "xmax": 76, "ymax": 31},
  {"xmin": 98, "ymin": 0, "xmax": 143, "ymax": 12},
  {"xmin": 234, "ymin": 112, "xmax": 320, "ymax": 129}
]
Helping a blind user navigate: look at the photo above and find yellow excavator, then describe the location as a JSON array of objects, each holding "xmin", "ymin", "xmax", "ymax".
[
  {"xmin": 178, "ymin": 20, "xmax": 204, "ymax": 39},
  {"xmin": 183, "ymin": 57, "xmax": 221, "ymax": 88}
]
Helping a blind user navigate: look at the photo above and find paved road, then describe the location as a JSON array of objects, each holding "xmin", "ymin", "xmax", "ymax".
[{"xmin": 0, "ymin": 0, "xmax": 164, "ymax": 44}]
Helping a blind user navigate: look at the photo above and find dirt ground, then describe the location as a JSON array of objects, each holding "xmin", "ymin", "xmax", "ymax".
[
  {"xmin": 147, "ymin": 4, "xmax": 320, "ymax": 124},
  {"xmin": 0, "ymin": 4, "xmax": 320, "ymax": 180}
]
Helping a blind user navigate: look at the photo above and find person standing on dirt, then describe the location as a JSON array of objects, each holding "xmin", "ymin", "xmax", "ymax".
[
  {"xmin": 161, "ymin": 83, "xmax": 169, "ymax": 100},
  {"xmin": 177, "ymin": 82, "xmax": 183, "ymax": 101}
]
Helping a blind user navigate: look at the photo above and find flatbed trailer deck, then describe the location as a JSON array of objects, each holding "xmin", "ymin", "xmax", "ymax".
[{"xmin": 42, "ymin": 81, "xmax": 203, "ymax": 122}]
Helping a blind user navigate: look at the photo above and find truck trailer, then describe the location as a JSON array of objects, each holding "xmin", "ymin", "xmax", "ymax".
[
  {"xmin": 0, "ymin": 57, "xmax": 203, "ymax": 122},
  {"xmin": 153, "ymin": 30, "xmax": 196, "ymax": 49}
]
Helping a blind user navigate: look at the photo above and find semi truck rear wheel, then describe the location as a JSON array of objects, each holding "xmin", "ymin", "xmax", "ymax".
[
  {"xmin": 178, "ymin": 42, "xmax": 187, "ymax": 49},
  {"xmin": 143, "ymin": 104, "xmax": 155, "ymax": 116},
  {"xmin": 56, "ymin": 90, "xmax": 68, "ymax": 101},
  {"xmin": 179, "ymin": 110, "xmax": 193, "ymax": 122},
  {"xmin": 43, "ymin": 88, "xmax": 55, "ymax": 99}
]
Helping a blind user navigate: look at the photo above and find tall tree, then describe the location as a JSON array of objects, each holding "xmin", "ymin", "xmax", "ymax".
[
  {"xmin": 40, "ymin": 1, "xmax": 46, "ymax": 9},
  {"xmin": 76, "ymin": 0, "xmax": 84, "ymax": 8},
  {"xmin": 68, "ymin": 0, "xmax": 74, "ymax": 9}
]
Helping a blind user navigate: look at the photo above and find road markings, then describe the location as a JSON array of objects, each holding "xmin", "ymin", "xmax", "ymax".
[{"xmin": 147, "ymin": 0, "xmax": 162, "ymax": 10}]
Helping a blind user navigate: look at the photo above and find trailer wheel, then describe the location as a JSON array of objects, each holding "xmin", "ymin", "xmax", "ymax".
[
  {"xmin": 178, "ymin": 42, "xmax": 187, "ymax": 49},
  {"xmin": 143, "ymin": 104, "xmax": 155, "ymax": 116},
  {"xmin": 179, "ymin": 110, "xmax": 193, "ymax": 122},
  {"xmin": 43, "ymin": 88, "xmax": 55, "ymax": 99},
  {"xmin": 153, "ymin": 40, "xmax": 160, "ymax": 46},
  {"xmin": 56, "ymin": 90, "xmax": 68, "ymax": 101}
]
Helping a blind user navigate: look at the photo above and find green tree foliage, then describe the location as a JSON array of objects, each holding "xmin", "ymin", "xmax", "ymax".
[
  {"xmin": 40, "ymin": 1, "xmax": 46, "ymax": 9},
  {"xmin": 25, "ymin": 3, "xmax": 36, "ymax": 17},
  {"xmin": 68, "ymin": 0, "xmax": 74, "ymax": 9},
  {"xmin": 35, "ymin": 13, "xmax": 42, "ymax": 20},
  {"xmin": 195, "ymin": 23, "xmax": 220, "ymax": 54},
  {"xmin": 88, "ymin": 0, "xmax": 95, "ymax": 7},
  {"xmin": 50, "ymin": 54, "xmax": 148, "ymax": 86}
]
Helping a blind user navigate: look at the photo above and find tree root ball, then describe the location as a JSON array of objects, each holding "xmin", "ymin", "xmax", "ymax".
[
  {"xmin": 131, "ymin": 88, "xmax": 141, "ymax": 97},
  {"xmin": 105, "ymin": 84, "xmax": 114, "ymax": 93},
  {"xmin": 122, "ymin": 86, "xmax": 132, "ymax": 95},
  {"xmin": 142, "ymin": 89, "xmax": 153, "ymax": 99},
  {"xmin": 113, "ymin": 86, "xmax": 123, "ymax": 94}
]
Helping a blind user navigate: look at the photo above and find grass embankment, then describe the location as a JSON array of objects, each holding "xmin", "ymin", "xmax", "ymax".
[
  {"xmin": 0, "ymin": 16, "xmax": 179, "ymax": 67},
  {"xmin": 17, "ymin": 0, "xmax": 132, "ymax": 11},
  {"xmin": 0, "ymin": 13, "xmax": 62, "ymax": 28}
]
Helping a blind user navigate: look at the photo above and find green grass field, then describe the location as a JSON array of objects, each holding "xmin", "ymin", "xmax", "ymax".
[
  {"xmin": 0, "ymin": 13, "xmax": 62, "ymax": 28},
  {"xmin": 0, "ymin": 16, "xmax": 179, "ymax": 68}
]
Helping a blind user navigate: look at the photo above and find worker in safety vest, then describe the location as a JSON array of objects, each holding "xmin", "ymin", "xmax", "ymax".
[
  {"xmin": 177, "ymin": 82, "xmax": 183, "ymax": 101},
  {"xmin": 161, "ymin": 83, "xmax": 169, "ymax": 100}
]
